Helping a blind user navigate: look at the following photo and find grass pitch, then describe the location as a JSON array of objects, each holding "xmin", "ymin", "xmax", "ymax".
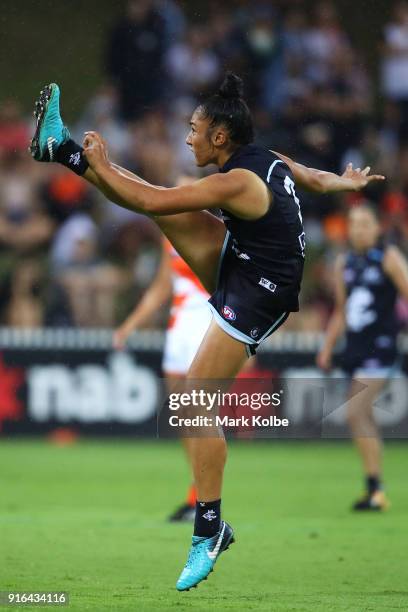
[{"xmin": 0, "ymin": 439, "xmax": 407, "ymax": 611}]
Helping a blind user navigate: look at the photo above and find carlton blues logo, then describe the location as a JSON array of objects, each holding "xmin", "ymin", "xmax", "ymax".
[{"xmin": 222, "ymin": 305, "xmax": 236, "ymax": 321}]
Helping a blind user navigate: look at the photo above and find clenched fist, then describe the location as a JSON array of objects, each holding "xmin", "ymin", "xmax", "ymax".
[{"xmin": 83, "ymin": 131, "xmax": 110, "ymax": 173}]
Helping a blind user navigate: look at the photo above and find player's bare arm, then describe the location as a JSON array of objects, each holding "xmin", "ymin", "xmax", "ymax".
[
  {"xmin": 113, "ymin": 246, "xmax": 173, "ymax": 350},
  {"xmin": 316, "ymin": 255, "xmax": 346, "ymax": 371},
  {"xmin": 383, "ymin": 245, "xmax": 408, "ymax": 300},
  {"xmin": 84, "ymin": 131, "xmax": 385, "ymax": 218},
  {"xmin": 274, "ymin": 151, "xmax": 385, "ymax": 194},
  {"xmin": 83, "ymin": 131, "xmax": 269, "ymax": 218}
]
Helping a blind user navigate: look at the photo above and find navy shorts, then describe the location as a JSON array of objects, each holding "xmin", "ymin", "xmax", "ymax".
[
  {"xmin": 340, "ymin": 338, "xmax": 398, "ymax": 378},
  {"xmin": 208, "ymin": 231, "xmax": 293, "ymax": 356}
]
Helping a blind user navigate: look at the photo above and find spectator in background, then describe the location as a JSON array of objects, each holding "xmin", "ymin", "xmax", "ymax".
[
  {"xmin": 128, "ymin": 109, "xmax": 179, "ymax": 186},
  {"xmin": 73, "ymin": 85, "xmax": 132, "ymax": 165},
  {"xmin": 282, "ymin": 9, "xmax": 309, "ymax": 65},
  {"xmin": 0, "ymin": 100, "xmax": 30, "ymax": 159},
  {"xmin": 51, "ymin": 214, "xmax": 128, "ymax": 327},
  {"xmin": 41, "ymin": 165, "xmax": 97, "ymax": 228},
  {"xmin": 156, "ymin": 0, "xmax": 186, "ymax": 45},
  {"xmin": 0, "ymin": 152, "xmax": 54, "ymax": 255},
  {"xmin": 3, "ymin": 259, "xmax": 45, "ymax": 328},
  {"xmin": 209, "ymin": 8, "xmax": 246, "ymax": 75},
  {"xmin": 304, "ymin": 1, "xmax": 349, "ymax": 86},
  {"xmin": 277, "ymin": 10, "xmax": 311, "ymax": 112},
  {"xmin": 166, "ymin": 25, "xmax": 220, "ymax": 99},
  {"xmin": 341, "ymin": 125, "xmax": 392, "ymax": 192},
  {"xmin": 381, "ymin": 1, "xmax": 408, "ymax": 134},
  {"xmin": 241, "ymin": 6, "xmax": 284, "ymax": 110},
  {"xmin": 106, "ymin": 0, "xmax": 166, "ymax": 120},
  {"xmin": 315, "ymin": 47, "xmax": 371, "ymax": 169},
  {"xmin": 379, "ymin": 101, "xmax": 403, "ymax": 161}
]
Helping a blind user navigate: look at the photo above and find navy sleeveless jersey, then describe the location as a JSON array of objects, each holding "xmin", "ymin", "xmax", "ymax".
[
  {"xmin": 219, "ymin": 144, "xmax": 305, "ymax": 311},
  {"xmin": 343, "ymin": 244, "xmax": 399, "ymax": 369}
]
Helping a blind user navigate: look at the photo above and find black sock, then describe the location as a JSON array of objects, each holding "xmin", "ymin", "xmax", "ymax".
[
  {"xmin": 55, "ymin": 139, "xmax": 89, "ymax": 176},
  {"xmin": 366, "ymin": 475, "xmax": 381, "ymax": 494},
  {"xmin": 194, "ymin": 499, "xmax": 221, "ymax": 537}
]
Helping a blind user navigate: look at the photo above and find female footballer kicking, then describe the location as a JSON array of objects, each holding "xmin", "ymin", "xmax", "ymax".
[{"xmin": 30, "ymin": 73, "xmax": 384, "ymax": 591}]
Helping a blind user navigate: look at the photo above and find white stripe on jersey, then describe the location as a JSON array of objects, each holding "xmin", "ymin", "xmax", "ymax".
[{"xmin": 266, "ymin": 159, "xmax": 283, "ymax": 183}]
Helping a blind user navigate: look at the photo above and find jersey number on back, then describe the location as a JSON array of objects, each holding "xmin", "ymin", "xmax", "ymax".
[{"xmin": 284, "ymin": 175, "xmax": 305, "ymax": 257}]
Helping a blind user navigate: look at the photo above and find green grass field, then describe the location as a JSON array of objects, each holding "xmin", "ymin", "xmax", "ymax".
[{"xmin": 0, "ymin": 439, "xmax": 407, "ymax": 611}]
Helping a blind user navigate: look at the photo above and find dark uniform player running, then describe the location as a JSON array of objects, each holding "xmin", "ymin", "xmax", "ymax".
[
  {"xmin": 30, "ymin": 73, "xmax": 385, "ymax": 591},
  {"xmin": 318, "ymin": 205, "xmax": 408, "ymax": 510}
]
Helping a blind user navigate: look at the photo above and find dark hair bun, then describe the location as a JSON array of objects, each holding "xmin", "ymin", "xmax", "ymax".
[
  {"xmin": 218, "ymin": 72, "xmax": 244, "ymax": 100},
  {"xmin": 200, "ymin": 72, "xmax": 254, "ymax": 145}
]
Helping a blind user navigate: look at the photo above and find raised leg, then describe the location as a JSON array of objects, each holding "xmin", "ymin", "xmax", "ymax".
[
  {"xmin": 154, "ymin": 212, "xmax": 226, "ymax": 294},
  {"xmin": 84, "ymin": 167, "xmax": 226, "ymax": 294},
  {"xmin": 30, "ymin": 85, "xmax": 226, "ymax": 293}
]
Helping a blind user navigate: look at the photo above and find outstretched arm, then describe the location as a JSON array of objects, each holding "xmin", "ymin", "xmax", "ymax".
[
  {"xmin": 273, "ymin": 151, "xmax": 385, "ymax": 194},
  {"xmin": 113, "ymin": 243, "xmax": 172, "ymax": 349},
  {"xmin": 82, "ymin": 131, "xmax": 267, "ymax": 218}
]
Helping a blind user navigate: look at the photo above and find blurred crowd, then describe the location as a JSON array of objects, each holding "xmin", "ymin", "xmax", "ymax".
[{"xmin": 2, "ymin": 0, "xmax": 408, "ymax": 331}]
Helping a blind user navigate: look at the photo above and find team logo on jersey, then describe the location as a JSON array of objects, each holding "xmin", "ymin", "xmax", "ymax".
[
  {"xmin": 250, "ymin": 327, "xmax": 260, "ymax": 339},
  {"xmin": 258, "ymin": 277, "xmax": 277, "ymax": 293},
  {"xmin": 222, "ymin": 305, "xmax": 236, "ymax": 321},
  {"xmin": 363, "ymin": 266, "xmax": 381, "ymax": 284}
]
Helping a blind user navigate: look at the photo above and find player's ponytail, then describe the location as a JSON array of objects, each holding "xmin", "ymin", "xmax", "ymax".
[
  {"xmin": 199, "ymin": 72, "xmax": 254, "ymax": 146},
  {"xmin": 218, "ymin": 72, "xmax": 244, "ymax": 100}
]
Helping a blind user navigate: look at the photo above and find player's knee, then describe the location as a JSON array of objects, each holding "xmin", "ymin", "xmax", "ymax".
[{"xmin": 346, "ymin": 405, "xmax": 365, "ymax": 428}]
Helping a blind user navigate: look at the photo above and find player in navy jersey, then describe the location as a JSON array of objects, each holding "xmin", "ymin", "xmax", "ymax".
[
  {"xmin": 317, "ymin": 205, "xmax": 408, "ymax": 510},
  {"xmin": 30, "ymin": 73, "xmax": 385, "ymax": 590}
]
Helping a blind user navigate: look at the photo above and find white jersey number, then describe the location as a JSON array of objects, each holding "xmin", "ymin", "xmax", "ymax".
[
  {"xmin": 284, "ymin": 175, "xmax": 302, "ymax": 221},
  {"xmin": 346, "ymin": 286, "xmax": 377, "ymax": 332}
]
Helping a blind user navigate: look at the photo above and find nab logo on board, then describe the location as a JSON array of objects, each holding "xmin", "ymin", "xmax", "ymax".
[
  {"xmin": 28, "ymin": 353, "xmax": 159, "ymax": 424},
  {"xmin": 222, "ymin": 305, "xmax": 236, "ymax": 321}
]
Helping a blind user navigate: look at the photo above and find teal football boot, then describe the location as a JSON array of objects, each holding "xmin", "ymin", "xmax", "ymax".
[
  {"xmin": 30, "ymin": 83, "xmax": 70, "ymax": 162},
  {"xmin": 176, "ymin": 521, "xmax": 235, "ymax": 591}
]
